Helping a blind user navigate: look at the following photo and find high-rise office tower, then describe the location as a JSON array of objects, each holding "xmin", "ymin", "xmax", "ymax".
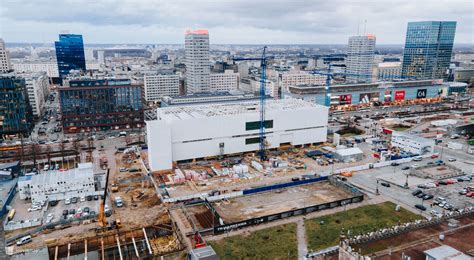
[
  {"xmin": 185, "ymin": 29, "xmax": 210, "ymax": 93},
  {"xmin": 55, "ymin": 34, "xmax": 86, "ymax": 78},
  {"xmin": 345, "ymin": 35, "xmax": 376, "ymax": 83},
  {"xmin": 401, "ymin": 21, "xmax": 456, "ymax": 80},
  {"xmin": 0, "ymin": 39, "xmax": 12, "ymax": 73},
  {"xmin": 0, "ymin": 76, "xmax": 34, "ymax": 138}
]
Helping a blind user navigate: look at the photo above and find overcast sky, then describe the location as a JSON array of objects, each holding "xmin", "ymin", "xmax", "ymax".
[{"xmin": 1, "ymin": 0, "xmax": 473, "ymax": 44}]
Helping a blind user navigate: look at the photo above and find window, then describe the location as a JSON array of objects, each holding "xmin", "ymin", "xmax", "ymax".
[
  {"xmin": 246, "ymin": 120, "xmax": 273, "ymax": 131},
  {"xmin": 245, "ymin": 137, "xmax": 260, "ymax": 145}
]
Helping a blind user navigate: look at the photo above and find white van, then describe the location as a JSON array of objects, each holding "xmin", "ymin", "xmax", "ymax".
[
  {"xmin": 115, "ymin": 197, "xmax": 124, "ymax": 207},
  {"xmin": 119, "ymin": 131, "xmax": 127, "ymax": 137},
  {"xmin": 43, "ymin": 164, "xmax": 50, "ymax": 171},
  {"xmin": 17, "ymin": 235, "xmax": 32, "ymax": 246}
]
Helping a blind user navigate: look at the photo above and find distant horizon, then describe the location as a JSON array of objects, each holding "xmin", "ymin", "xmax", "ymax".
[{"xmin": 4, "ymin": 42, "xmax": 474, "ymax": 47}]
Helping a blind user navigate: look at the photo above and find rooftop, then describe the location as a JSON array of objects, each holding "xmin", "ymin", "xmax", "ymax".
[
  {"xmin": 335, "ymin": 147, "xmax": 364, "ymax": 156},
  {"xmin": 424, "ymin": 245, "xmax": 471, "ymax": 260},
  {"xmin": 156, "ymin": 98, "xmax": 322, "ymax": 121},
  {"xmin": 18, "ymin": 163, "xmax": 94, "ymax": 185}
]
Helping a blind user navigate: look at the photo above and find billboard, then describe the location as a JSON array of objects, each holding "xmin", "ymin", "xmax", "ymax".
[
  {"xmin": 394, "ymin": 90, "xmax": 406, "ymax": 101},
  {"xmin": 359, "ymin": 92, "xmax": 379, "ymax": 104},
  {"xmin": 339, "ymin": 94, "xmax": 352, "ymax": 105},
  {"xmin": 416, "ymin": 89, "xmax": 427, "ymax": 99}
]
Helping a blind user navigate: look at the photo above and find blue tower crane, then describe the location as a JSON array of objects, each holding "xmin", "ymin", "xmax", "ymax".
[{"xmin": 233, "ymin": 47, "xmax": 272, "ymax": 161}]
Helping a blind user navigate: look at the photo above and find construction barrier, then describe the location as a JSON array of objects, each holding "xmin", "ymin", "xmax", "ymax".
[{"xmin": 242, "ymin": 176, "xmax": 328, "ymax": 195}]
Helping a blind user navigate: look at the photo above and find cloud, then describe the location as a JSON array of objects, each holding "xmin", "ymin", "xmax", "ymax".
[{"xmin": 1, "ymin": 0, "xmax": 473, "ymax": 44}]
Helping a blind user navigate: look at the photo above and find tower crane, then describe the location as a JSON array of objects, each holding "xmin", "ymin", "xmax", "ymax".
[{"xmin": 233, "ymin": 47, "xmax": 273, "ymax": 161}]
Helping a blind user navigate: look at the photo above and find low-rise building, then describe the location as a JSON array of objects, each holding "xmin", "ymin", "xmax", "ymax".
[
  {"xmin": 209, "ymin": 70, "xmax": 239, "ymax": 92},
  {"xmin": 424, "ymin": 245, "xmax": 471, "ymax": 260},
  {"xmin": 377, "ymin": 62, "xmax": 401, "ymax": 81},
  {"xmin": 12, "ymin": 60, "xmax": 59, "ymax": 77},
  {"xmin": 391, "ymin": 131, "xmax": 435, "ymax": 155},
  {"xmin": 146, "ymin": 98, "xmax": 328, "ymax": 171},
  {"xmin": 144, "ymin": 74, "xmax": 180, "ymax": 102},
  {"xmin": 17, "ymin": 162, "xmax": 95, "ymax": 202},
  {"xmin": 59, "ymin": 78, "xmax": 144, "ymax": 133},
  {"xmin": 334, "ymin": 147, "xmax": 364, "ymax": 162},
  {"xmin": 280, "ymin": 72, "xmax": 326, "ymax": 92}
]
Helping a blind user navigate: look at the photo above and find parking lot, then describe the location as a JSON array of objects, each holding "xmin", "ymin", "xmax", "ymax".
[
  {"xmin": 45, "ymin": 195, "xmax": 111, "ymax": 224},
  {"xmin": 349, "ymin": 156, "xmax": 474, "ymax": 216}
]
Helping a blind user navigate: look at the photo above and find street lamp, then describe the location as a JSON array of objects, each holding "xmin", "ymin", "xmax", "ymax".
[
  {"xmin": 376, "ymin": 179, "xmax": 379, "ymax": 195},
  {"xmin": 404, "ymin": 172, "xmax": 409, "ymax": 188}
]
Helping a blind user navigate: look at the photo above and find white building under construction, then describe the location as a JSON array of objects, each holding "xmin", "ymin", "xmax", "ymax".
[{"xmin": 146, "ymin": 98, "xmax": 329, "ymax": 171}]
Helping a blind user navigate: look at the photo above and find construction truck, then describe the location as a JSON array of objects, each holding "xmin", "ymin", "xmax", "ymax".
[
  {"xmin": 96, "ymin": 169, "xmax": 122, "ymax": 233},
  {"xmin": 111, "ymin": 183, "xmax": 119, "ymax": 192}
]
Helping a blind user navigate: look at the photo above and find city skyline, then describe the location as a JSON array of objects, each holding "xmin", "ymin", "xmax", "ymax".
[{"xmin": 1, "ymin": 0, "xmax": 473, "ymax": 44}]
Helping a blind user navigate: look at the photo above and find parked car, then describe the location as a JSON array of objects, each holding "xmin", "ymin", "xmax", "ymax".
[
  {"xmin": 423, "ymin": 194, "xmax": 434, "ymax": 200},
  {"xmin": 466, "ymin": 192, "xmax": 474, "ymax": 197},
  {"xmin": 416, "ymin": 192, "xmax": 426, "ymax": 198},
  {"xmin": 431, "ymin": 153, "xmax": 439, "ymax": 159},
  {"xmin": 115, "ymin": 197, "xmax": 124, "ymax": 208},
  {"xmin": 402, "ymin": 166, "xmax": 410, "ymax": 171},
  {"xmin": 80, "ymin": 196, "xmax": 86, "ymax": 202},
  {"xmin": 415, "ymin": 204, "xmax": 427, "ymax": 211},
  {"xmin": 390, "ymin": 162, "xmax": 399, "ymax": 166},
  {"xmin": 62, "ymin": 210, "xmax": 68, "ymax": 216},
  {"xmin": 16, "ymin": 236, "xmax": 32, "ymax": 246},
  {"xmin": 448, "ymin": 158, "xmax": 456, "ymax": 162},
  {"xmin": 412, "ymin": 189, "xmax": 423, "ymax": 196},
  {"xmin": 49, "ymin": 200, "xmax": 58, "ymax": 207},
  {"xmin": 86, "ymin": 195, "xmax": 93, "ymax": 201},
  {"xmin": 65, "ymin": 198, "xmax": 71, "ymax": 205},
  {"xmin": 71, "ymin": 197, "xmax": 78, "ymax": 204},
  {"xmin": 435, "ymin": 160, "xmax": 445, "ymax": 166},
  {"xmin": 381, "ymin": 182, "xmax": 391, "ymax": 187},
  {"xmin": 93, "ymin": 195, "xmax": 99, "ymax": 200},
  {"xmin": 427, "ymin": 162, "xmax": 434, "ymax": 166},
  {"xmin": 413, "ymin": 157, "xmax": 423, "ymax": 161}
]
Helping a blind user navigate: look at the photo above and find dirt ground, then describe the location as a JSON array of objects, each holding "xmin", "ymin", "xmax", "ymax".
[
  {"xmin": 212, "ymin": 181, "xmax": 353, "ymax": 223},
  {"xmin": 111, "ymin": 153, "xmax": 166, "ymax": 229},
  {"xmin": 159, "ymin": 142, "xmax": 377, "ymax": 199}
]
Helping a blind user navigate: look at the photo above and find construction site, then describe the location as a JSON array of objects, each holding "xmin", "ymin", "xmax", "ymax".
[{"xmin": 173, "ymin": 176, "xmax": 363, "ymax": 238}]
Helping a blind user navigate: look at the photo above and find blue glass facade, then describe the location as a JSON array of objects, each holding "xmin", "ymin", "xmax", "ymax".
[
  {"xmin": 59, "ymin": 80, "xmax": 144, "ymax": 133},
  {"xmin": 55, "ymin": 34, "xmax": 86, "ymax": 78},
  {"xmin": 401, "ymin": 21, "xmax": 456, "ymax": 80},
  {"xmin": 0, "ymin": 77, "xmax": 33, "ymax": 138}
]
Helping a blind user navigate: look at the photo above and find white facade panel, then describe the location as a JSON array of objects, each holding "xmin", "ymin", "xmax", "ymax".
[{"xmin": 147, "ymin": 99, "xmax": 328, "ymax": 171}]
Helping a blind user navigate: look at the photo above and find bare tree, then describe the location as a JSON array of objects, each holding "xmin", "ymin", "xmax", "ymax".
[
  {"xmin": 45, "ymin": 145, "xmax": 52, "ymax": 165},
  {"xmin": 72, "ymin": 139, "xmax": 81, "ymax": 162}
]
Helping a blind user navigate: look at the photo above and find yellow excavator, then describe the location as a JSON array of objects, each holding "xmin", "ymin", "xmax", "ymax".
[{"xmin": 96, "ymin": 168, "xmax": 121, "ymax": 233}]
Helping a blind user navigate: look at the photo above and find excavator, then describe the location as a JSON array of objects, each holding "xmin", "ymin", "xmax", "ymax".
[{"xmin": 96, "ymin": 168, "xmax": 122, "ymax": 233}]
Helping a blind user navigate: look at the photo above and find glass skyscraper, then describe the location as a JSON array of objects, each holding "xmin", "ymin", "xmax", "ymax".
[
  {"xmin": 55, "ymin": 34, "xmax": 86, "ymax": 78},
  {"xmin": 0, "ymin": 76, "xmax": 33, "ymax": 138},
  {"xmin": 59, "ymin": 79, "xmax": 144, "ymax": 133},
  {"xmin": 401, "ymin": 21, "xmax": 456, "ymax": 80}
]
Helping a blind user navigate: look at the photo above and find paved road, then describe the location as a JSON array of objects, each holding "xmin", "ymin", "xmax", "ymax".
[{"xmin": 296, "ymin": 219, "xmax": 308, "ymax": 259}]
